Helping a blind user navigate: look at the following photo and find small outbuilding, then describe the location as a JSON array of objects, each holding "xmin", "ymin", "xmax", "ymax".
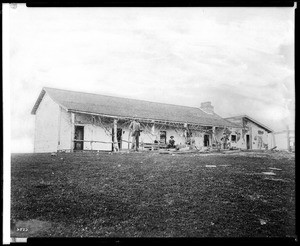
[{"xmin": 225, "ymin": 115, "xmax": 274, "ymax": 150}]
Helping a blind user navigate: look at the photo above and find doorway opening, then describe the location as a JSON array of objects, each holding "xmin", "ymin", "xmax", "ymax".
[
  {"xmin": 74, "ymin": 126, "xmax": 84, "ymax": 150},
  {"xmin": 246, "ymin": 135, "xmax": 251, "ymax": 149},
  {"xmin": 204, "ymin": 134, "xmax": 210, "ymax": 147},
  {"xmin": 160, "ymin": 131, "xmax": 166, "ymax": 144}
]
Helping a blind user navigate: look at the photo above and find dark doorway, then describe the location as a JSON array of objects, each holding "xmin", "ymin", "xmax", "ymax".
[
  {"xmin": 74, "ymin": 126, "xmax": 84, "ymax": 150},
  {"xmin": 160, "ymin": 131, "xmax": 166, "ymax": 144},
  {"xmin": 117, "ymin": 128, "xmax": 122, "ymax": 149},
  {"xmin": 112, "ymin": 128, "xmax": 123, "ymax": 150},
  {"xmin": 204, "ymin": 134, "xmax": 210, "ymax": 147},
  {"xmin": 246, "ymin": 135, "xmax": 251, "ymax": 149}
]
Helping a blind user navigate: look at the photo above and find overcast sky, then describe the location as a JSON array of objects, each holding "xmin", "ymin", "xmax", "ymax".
[{"xmin": 7, "ymin": 5, "xmax": 295, "ymax": 153}]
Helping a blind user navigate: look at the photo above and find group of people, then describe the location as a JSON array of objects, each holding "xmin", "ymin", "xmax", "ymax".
[
  {"xmin": 128, "ymin": 117, "xmax": 177, "ymax": 151},
  {"xmin": 129, "ymin": 118, "xmax": 238, "ymax": 151}
]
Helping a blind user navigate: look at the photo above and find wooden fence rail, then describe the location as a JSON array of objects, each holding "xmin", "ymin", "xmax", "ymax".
[{"xmin": 72, "ymin": 139, "xmax": 168, "ymax": 151}]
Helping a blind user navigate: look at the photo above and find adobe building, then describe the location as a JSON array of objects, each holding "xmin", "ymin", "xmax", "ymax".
[
  {"xmin": 225, "ymin": 115, "xmax": 274, "ymax": 150},
  {"xmin": 31, "ymin": 87, "xmax": 274, "ymax": 153}
]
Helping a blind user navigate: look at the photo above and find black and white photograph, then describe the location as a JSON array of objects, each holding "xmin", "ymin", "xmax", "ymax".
[{"xmin": 3, "ymin": 3, "xmax": 295, "ymax": 243}]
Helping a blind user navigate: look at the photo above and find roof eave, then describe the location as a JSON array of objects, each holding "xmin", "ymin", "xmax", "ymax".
[
  {"xmin": 243, "ymin": 116, "xmax": 273, "ymax": 133},
  {"xmin": 68, "ymin": 109, "xmax": 241, "ymax": 129},
  {"xmin": 31, "ymin": 89, "xmax": 46, "ymax": 115},
  {"xmin": 31, "ymin": 87, "xmax": 70, "ymax": 115},
  {"xmin": 225, "ymin": 115, "xmax": 273, "ymax": 133}
]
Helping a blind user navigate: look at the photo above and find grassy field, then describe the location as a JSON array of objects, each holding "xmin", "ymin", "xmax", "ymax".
[{"xmin": 11, "ymin": 151, "xmax": 295, "ymax": 238}]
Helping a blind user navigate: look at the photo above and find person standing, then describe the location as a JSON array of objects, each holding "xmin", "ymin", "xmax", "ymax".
[
  {"xmin": 221, "ymin": 133, "xmax": 229, "ymax": 149},
  {"xmin": 167, "ymin": 136, "xmax": 176, "ymax": 148},
  {"xmin": 129, "ymin": 117, "xmax": 141, "ymax": 151}
]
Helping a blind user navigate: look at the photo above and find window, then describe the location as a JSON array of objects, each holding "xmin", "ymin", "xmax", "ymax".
[{"xmin": 231, "ymin": 135, "xmax": 237, "ymax": 142}]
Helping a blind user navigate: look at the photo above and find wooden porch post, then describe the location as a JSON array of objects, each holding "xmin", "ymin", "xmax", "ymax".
[
  {"xmin": 272, "ymin": 133, "xmax": 276, "ymax": 149},
  {"xmin": 184, "ymin": 123, "xmax": 188, "ymax": 144},
  {"xmin": 151, "ymin": 123, "xmax": 155, "ymax": 135},
  {"xmin": 90, "ymin": 124, "xmax": 93, "ymax": 151},
  {"xmin": 151, "ymin": 123, "xmax": 155, "ymax": 150},
  {"xmin": 249, "ymin": 126, "xmax": 252, "ymax": 149},
  {"xmin": 70, "ymin": 112, "xmax": 75, "ymax": 152},
  {"xmin": 113, "ymin": 119, "xmax": 118, "ymax": 152},
  {"xmin": 212, "ymin": 126, "xmax": 216, "ymax": 146},
  {"xmin": 57, "ymin": 106, "xmax": 62, "ymax": 152}
]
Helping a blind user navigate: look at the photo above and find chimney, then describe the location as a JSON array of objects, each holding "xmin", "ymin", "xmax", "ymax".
[{"xmin": 200, "ymin": 101, "xmax": 214, "ymax": 114}]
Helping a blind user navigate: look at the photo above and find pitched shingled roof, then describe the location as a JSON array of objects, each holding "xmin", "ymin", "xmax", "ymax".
[
  {"xmin": 225, "ymin": 115, "xmax": 273, "ymax": 133},
  {"xmin": 31, "ymin": 87, "xmax": 240, "ymax": 128}
]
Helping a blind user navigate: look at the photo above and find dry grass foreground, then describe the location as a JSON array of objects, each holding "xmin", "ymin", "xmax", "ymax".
[{"xmin": 11, "ymin": 151, "xmax": 295, "ymax": 237}]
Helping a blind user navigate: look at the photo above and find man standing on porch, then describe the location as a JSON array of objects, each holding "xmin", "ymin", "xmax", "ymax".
[{"xmin": 129, "ymin": 116, "xmax": 141, "ymax": 151}]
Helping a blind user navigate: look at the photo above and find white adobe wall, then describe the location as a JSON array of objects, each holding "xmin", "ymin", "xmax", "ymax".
[
  {"xmin": 215, "ymin": 125, "xmax": 268, "ymax": 150},
  {"xmin": 34, "ymin": 93, "xmax": 60, "ymax": 153},
  {"xmin": 214, "ymin": 127, "xmax": 245, "ymax": 149},
  {"xmin": 220, "ymin": 118, "xmax": 248, "ymax": 149},
  {"xmin": 59, "ymin": 112, "xmax": 265, "ymax": 151},
  {"xmin": 139, "ymin": 124, "xmax": 163, "ymax": 144},
  {"xmin": 119, "ymin": 128, "xmax": 130, "ymax": 150},
  {"xmin": 247, "ymin": 121, "xmax": 269, "ymax": 149},
  {"xmin": 139, "ymin": 126, "xmax": 186, "ymax": 147},
  {"xmin": 139, "ymin": 130, "xmax": 154, "ymax": 144},
  {"xmin": 216, "ymin": 118, "xmax": 270, "ymax": 150},
  {"xmin": 83, "ymin": 124, "xmax": 112, "ymax": 151},
  {"xmin": 167, "ymin": 128, "xmax": 187, "ymax": 146},
  {"xmin": 58, "ymin": 108, "xmax": 72, "ymax": 151},
  {"xmin": 69, "ymin": 113, "xmax": 144, "ymax": 151},
  {"xmin": 230, "ymin": 128, "xmax": 244, "ymax": 149},
  {"xmin": 268, "ymin": 133, "xmax": 276, "ymax": 149},
  {"xmin": 189, "ymin": 130, "xmax": 205, "ymax": 149},
  {"xmin": 215, "ymin": 129, "xmax": 224, "ymax": 142},
  {"xmin": 75, "ymin": 114, "xmax": 112, "ymax": 151},
  {"xmin": 142, "ymin": 127, "xmax": 212, "ymax": 149},
  {"xmin": 141, "ymin": 127, "xmax": 206, "ymax": 149}
]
